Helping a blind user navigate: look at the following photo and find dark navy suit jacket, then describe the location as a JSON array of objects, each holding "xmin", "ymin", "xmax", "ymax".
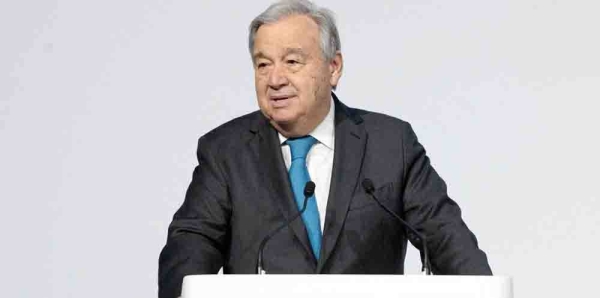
[{"xmin": 158, "ymin": 94, "xmax": 492, "ymax": 298}]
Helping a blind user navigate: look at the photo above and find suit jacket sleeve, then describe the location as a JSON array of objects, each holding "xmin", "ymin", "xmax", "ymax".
[
  {"xmin": 401, "ymin": 123, "xmax": 492, "ymax": 275},
  {"xmin": 158, "ymin": 136, "xmax": 232, "ymax": 298}
]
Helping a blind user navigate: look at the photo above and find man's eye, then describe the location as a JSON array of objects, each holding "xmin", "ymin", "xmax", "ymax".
[
  {"xmin": 287, "ymin": 60, "xmax": 299, "ymax": 65},
  {"xmin": 257, "ymin": 63, "xmax": 267, "ymax": 68}
]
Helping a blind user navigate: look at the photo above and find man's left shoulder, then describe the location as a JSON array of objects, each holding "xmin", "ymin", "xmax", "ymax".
[{"xmin": 350, "ymin": 107, "xmax": 413, "ymax": 133}]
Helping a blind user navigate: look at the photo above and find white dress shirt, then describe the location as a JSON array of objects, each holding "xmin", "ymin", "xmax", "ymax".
[{"xmin": 278, "ymin": 97, "xmax": 335, "ymax": 232}]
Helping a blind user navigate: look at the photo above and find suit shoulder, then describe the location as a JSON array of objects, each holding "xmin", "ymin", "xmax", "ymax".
[
  {"xmin": 348, "ymin": 107, "xmax": 422, "ymax": 147},
  {"xmin": 352, "ymin": 108, "xmax": 412, "ymax": 131},
  {"xmin": 197, "ymin": 110, "xmax": 262, "ymax": 151}
]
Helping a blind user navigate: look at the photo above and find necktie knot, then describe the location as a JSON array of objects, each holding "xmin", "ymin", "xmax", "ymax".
[{"xmin": 287, "ymin": 136, "xmax": 317, "ymax": 160}]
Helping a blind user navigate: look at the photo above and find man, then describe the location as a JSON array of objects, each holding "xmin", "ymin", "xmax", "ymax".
[{"xmin": 159, "ymin": 1, "xmax": 492, "ymax": 297}]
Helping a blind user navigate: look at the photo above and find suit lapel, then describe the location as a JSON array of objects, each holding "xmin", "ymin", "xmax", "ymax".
[
  {"xmin": 250, "ymin": 114, "xmax": 315, "ymax": 264},
  {"xmin": 317, "ymin": 96, "xmax": 367, "ymax": 273}
]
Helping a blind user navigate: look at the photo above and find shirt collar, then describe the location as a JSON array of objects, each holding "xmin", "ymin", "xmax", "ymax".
[{"xmin": 278, "ymin": 96, "xmax": 335, "ymax": 150}]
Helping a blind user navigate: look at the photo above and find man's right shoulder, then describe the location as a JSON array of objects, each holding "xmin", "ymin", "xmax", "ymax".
[{"xmin": 196, "ymin": 110, "xmax": 264, "ymax": 151}]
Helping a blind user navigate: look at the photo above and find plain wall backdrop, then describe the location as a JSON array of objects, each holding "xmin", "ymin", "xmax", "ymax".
[{"xmin": 1, "ymin": 0, "xmax": 599, "ymax": 297}]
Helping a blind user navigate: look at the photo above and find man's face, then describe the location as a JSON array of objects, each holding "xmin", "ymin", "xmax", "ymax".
[{"xmin": 252, "ymin": 14, "xmax": 341, "ymax": 136}]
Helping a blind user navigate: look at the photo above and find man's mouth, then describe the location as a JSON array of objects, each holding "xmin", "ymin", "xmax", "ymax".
[
  {"xmin": 270, "ymin": 95, "xmax": 295, "ymax": 101},
  {"xmin": 269, "ymin": 95, "xmax": 295, "ymax": 107}
]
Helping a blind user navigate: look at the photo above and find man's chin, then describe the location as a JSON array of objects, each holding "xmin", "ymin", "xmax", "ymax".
[
  {"xmin": 269, "ymin": 116, "xmax": 296, "ymax": 128},
  {"xmin": 266, "ymin": 109, "xmax": 297, "ymax": 123}
]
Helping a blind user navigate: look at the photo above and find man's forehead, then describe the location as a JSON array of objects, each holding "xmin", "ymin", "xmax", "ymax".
[{"xmin": 253, "ymin": 47, "xmax": 308, "ymax": 59}]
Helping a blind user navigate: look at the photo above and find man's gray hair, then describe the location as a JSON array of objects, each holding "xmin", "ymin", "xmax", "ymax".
[{"xmin": 248, "ymin": 0, "xmax": 341, "ymax": 62}]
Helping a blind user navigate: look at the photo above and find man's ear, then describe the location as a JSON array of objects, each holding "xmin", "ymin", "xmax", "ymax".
[{"xmin": 329, "ymin": 51, "xmax": 343, "ymax": 88}]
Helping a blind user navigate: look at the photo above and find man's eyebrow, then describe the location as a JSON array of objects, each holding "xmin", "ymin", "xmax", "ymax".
[
  {"xmin": 252, "ymin": 48, "xmax": 308, "ymax": 62},
  {"xmin": 252, "ymin": 52, "xmax": 268, "ymax": 62}
]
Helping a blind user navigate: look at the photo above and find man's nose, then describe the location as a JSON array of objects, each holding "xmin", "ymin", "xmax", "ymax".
[{"xmin": 268, "ymin": 64, "xmax": 289, "ymax": 89}]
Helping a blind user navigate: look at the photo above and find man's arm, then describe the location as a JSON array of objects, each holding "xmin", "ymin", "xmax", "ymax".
[
  {"xmin": 158, "ymin": 137, "xmax": 231, "ymax": 298},
  {"xmin": 401, "ymin": 123, "xmax": 492, "ymax": 275}
]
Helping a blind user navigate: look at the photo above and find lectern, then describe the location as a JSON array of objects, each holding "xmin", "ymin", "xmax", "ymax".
[{"xmin": 181, "ymin": 275, "xmax": 513, "ymax": 298}]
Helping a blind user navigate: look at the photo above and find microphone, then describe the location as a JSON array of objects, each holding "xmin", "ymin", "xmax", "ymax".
[
  {"xmin": 361, "ymin": 178, "xmax": 432, "ymax": 275},
  {"xmin": 256, "ymin": 181, "xmax": 316, "ymax": 274}
]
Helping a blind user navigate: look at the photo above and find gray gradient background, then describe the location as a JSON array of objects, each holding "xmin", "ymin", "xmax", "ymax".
[{"xmin": 1, "ymin": 0, "xmax": 599, "ymax": 297}]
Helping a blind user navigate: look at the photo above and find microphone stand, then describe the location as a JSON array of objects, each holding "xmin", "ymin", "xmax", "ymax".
[
  {"xmin": 256, "ymin": 181, "xmax": 315, "ymax": 274},
  {"xmin": 362, "ymin": 178, "xmax": 432, "ymax": 275}
]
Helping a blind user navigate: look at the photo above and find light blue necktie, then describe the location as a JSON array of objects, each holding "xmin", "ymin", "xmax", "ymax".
[{"xmin": 287, "ymin": 136, "xmax": 322, "ymax": 260}]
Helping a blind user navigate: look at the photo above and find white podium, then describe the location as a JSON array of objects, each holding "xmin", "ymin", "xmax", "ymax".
[{"xmin": 181, "ymin": 275, "xmax": 513, "ymax": 298}]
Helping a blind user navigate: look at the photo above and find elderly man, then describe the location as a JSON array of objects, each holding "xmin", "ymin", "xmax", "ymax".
[{"xmin": 158, "ymin": 0, "xmax": 492, "ymax": 297}]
